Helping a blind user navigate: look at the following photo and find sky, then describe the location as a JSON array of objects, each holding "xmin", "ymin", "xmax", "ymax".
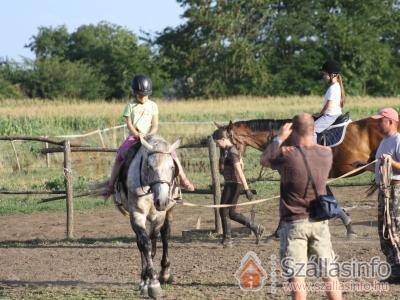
[{"xmin": 0, "ymin": 0, "xmax": 184, "ymax": 61}]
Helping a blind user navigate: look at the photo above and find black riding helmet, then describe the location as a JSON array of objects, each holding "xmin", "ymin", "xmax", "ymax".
[
  {"xmin": 321, "ymin": 60, "xmax": 341, "ymax": 74},
  {"xmin": 131, "ymin": 75, "xmax": 152, "ymax": 96}
]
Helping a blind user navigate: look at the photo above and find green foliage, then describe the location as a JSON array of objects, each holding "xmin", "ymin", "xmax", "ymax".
[
  {"xmin": 25, "ymin": 25, "xmax": 70, "ymax": 59},
  {"xmin": 2, "ymin": 3, "xmax": 400, "ymax": 99},
  {"xmin": 28, "ymin": 58, "xmax": 106, "ymax": 99},
  {"xmin": 44, "ymin": 175, "xmax": 89, "ymax": 191},
  {"xmin": 0, "ymin": 76, "xmax": 23, "ymax": 99},
  {"xmin": 26, "ymin": 21, "xmax": 168, "ymax": 99},
  {"xmin": 156, "ymin": 0, "xmax": 400, "ymax": 98}
]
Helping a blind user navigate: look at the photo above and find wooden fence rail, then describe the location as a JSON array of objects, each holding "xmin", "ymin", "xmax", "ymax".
[{"xmin": 1, "ymin": 135, "xmax": 222, "ymax": 238}]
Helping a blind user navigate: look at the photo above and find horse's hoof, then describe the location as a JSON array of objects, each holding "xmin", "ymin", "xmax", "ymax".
[
  {"xmin": 148, "ymin": 279, "xmax": 163, "ymax": 299},
  {"xmin": 159, "ymin": 274, "xmax": 174, "ymax": 285}
]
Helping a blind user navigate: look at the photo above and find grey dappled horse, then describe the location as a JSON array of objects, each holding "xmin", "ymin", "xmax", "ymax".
[{"xmin": 116, "ymin": 135, "xmax": 180, "ymax": 298}]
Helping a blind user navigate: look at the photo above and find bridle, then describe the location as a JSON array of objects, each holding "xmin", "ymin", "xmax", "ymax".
[{"xmin": 139, "ymin": 150, "xmax": 176, "ymax": 195}]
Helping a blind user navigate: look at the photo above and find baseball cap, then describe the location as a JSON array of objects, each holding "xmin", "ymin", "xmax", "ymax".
[{"xmin": 371, "ymin": 108, "xmax": 399, "ymax": 122}]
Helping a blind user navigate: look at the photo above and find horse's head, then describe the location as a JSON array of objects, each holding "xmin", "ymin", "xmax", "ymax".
[
  {"xmin": 212, "ymin": 120, "xmax": 235, "ymax": 140},
  {"xmin": 212, "ymin": 120, "xmax": 248, "ymax": 153},
  {"xmin": 140, "ymin": 136, "xmax": 180, "ymax": 211}
]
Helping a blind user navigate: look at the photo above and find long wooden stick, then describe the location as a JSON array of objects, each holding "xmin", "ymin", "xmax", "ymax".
[
  {"xmin": 41, "ymin": 142, "xmax": 208, "ymax": 154},
  {"xmin": 10, "ymin": 140, "xmax": 21, "ymax": 172},
  {"xmin": 40, "ymin": 191, "xmax": 95, "ymax": 203},
  {"xmin": 0, "ymin": 190, "xmax": 66, "ymax": 195},
  {"xmin": 97, "ymin": 130, "xmax": 106, "ymax": 148}
]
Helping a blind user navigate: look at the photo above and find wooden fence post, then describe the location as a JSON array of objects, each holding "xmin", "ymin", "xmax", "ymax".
[
  {"xmin": 64, "ymin": 140, "xmax": 74, "ymax": 239},
  {"xmin": 10, "ymin": 140, "xmax": 21, "ymax": 172},
  {"xmin": 208, "ymin": 136, "xmax": 222, "ymax": 234},
  {"xmin": 45, "ymin": 137, "xmax": 50, "ymax": 168}
]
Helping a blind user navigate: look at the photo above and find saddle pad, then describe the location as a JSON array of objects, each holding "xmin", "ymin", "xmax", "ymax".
[{"xmin": 318, "ymin": 120, "xmax": 351, "ymax": 147}]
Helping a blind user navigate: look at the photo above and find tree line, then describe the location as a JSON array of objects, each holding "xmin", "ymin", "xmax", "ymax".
[{"xmin": 1, "ymin": 0, "xmax": 399, "ymax": 100}]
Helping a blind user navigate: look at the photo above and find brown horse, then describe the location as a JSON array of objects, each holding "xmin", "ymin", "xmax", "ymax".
[
  {"xmin": 213, "ymin": 117, "xmax": 392, "ymax": 239},
  {"xmin": 214, "ymin": 117, "xmax": 388, "ymax": 178}
]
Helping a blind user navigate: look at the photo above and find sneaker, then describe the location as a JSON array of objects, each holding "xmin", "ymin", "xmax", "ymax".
[{"xmin": 221, "ymin": 238, "xmax": 233, "ymax": 248}]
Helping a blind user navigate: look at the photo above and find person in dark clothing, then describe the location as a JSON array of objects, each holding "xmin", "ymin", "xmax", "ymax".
[{"xmin": 212, "ymin": 128, "xmax": 264, "ymax": 247}]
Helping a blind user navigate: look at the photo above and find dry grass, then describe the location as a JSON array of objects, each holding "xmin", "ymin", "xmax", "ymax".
[{"xmin": 1, "ymin": 96, "xmax": 399, "ymax": 121}]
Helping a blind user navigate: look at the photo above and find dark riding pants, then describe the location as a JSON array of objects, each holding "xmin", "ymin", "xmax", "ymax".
[{"xmin": 219, "ymin": 182, "xmax": 256, "ymax": 238}]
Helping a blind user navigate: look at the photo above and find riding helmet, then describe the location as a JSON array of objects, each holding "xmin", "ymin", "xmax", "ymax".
[
  {"xmin": 321, "ymin": 60, "xmax": 341, "ymax": 74},
  {"xmin": 131, "ymin": 75, "xmax": 152, "ymax": 96}
]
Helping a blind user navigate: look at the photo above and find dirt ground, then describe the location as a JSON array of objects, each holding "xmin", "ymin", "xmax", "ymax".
[{"xmin": 1, "ymin": 187, "xmax": 400, "ymax": 299}]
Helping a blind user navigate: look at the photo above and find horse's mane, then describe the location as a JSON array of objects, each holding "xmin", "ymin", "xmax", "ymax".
[
  {"xmin": 145, "ymin": 135, "xmax": 170, "ymax": 152},
  {"xmin": 234, "ymin": 118, "xmax": 292, "ymax": 132}
]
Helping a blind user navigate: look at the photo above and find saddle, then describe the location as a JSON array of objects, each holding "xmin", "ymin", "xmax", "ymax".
[{"xmin": 316, "ymin": 112, "xmax": 352, "ymax": 147}]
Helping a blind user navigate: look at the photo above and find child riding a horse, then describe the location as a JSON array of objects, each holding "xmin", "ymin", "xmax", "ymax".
[
  {"xmin": 313, "ymin": 60, "xmax": 346, "ymax": 143},
  {"xmin": 213, "ymin": 126, "xmax": 264, "ymax": 247},
  {"xmin": 103, "ymin": 75, "xmax": 194, "ymax": 198}
]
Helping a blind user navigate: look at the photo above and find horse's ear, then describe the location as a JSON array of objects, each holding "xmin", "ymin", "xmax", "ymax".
[
  {"xmin": 140, "ymin": 136, "xmax": 154, "ymax": 151},
  {"xmin": 213, "ymin": 121, "xmax": 223, "ymax": 129},
  {"xmin": 227, "ymin": 120, "xmax": 234, "ymax": 131},
  {"xmin": 169, "ymin": 139, "xmax": 181, "ymax": 153}
]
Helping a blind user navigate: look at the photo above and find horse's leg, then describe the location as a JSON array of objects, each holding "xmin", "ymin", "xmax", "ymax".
[
  {"xmin": 130, "ymin": 213, "xmax": 149, "ymax": 295},
  {"xmin": 159, "ymin": 211, "xmax": 173, "ymax": 284},
  {"xmin": 138, "ymin": 252, "xmax": 149, "ymax": 296},
  {"xmin": 130, "ymin": 211, "xmax": 163, "ymax": 298},
  {"xmin": 149, "ymin": 222, "xmax": 160, "ymax": 260}
]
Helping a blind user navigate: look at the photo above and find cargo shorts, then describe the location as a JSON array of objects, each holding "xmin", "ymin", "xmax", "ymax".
[{"xmin": 279, "ymin": 218, "xmax": 336, "ymax": 278}]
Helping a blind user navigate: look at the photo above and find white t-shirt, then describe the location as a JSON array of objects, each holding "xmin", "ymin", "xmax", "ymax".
[{"xmin": 322, "ymin": 82, "xmax": 342, "ymax": 116}]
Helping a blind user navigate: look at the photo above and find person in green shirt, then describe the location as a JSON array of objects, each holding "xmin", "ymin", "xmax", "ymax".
[{"xmin": 103, "ymin": 75, "xmax": 194, "ymax": 198}]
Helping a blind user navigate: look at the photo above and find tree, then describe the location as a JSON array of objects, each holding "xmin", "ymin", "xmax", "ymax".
[
  {"xmin": 156, "ymin": 0, "xmax": 400, "ymax": 97},
  {"xmin": 28, "ymin": 58, "xmax": 106, "ymax": 99},
  {"xmin": 156, "ymin": 0, "xmax": 273, "ymax": 98},
  {"xmin": 27, "ymin": 22, "xmax": 167, "ymax": 99},
  {"xmin": 25, "ymin": 25, "xmax": 70, "ymax": 60}
]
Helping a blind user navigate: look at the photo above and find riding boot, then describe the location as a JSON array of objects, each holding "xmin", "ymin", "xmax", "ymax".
[
  {"xmin": 345, "ymin": 222, "xmax": 357, "ymax": 239},
  {"xmin": 220, "ymin": 211, "xmax": 233, "ymax": 247},
  {"xmin": 249, "ymin": 223, "xmax": 265, "ymax": 244}
]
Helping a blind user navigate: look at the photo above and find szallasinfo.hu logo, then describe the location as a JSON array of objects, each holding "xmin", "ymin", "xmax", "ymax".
[{"xmin": 235, "ymin": 252, "xmax": 391, "ymax": 293}]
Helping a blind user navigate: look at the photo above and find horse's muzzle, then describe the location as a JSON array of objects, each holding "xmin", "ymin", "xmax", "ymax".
[{"xmin": 151, "ymin": 181, "xmax": 172, "ymax": 211}]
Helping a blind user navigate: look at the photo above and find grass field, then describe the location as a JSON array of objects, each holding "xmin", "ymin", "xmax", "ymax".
[{"xmin": 1, "ymin": 96, "xmax": 398, "ymax": 215}]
